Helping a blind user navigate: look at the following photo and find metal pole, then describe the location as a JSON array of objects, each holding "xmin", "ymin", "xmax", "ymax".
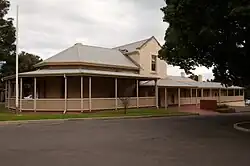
[{"xmin": 15, "ymin": 5, "xmax": 19, "ymax": 113}]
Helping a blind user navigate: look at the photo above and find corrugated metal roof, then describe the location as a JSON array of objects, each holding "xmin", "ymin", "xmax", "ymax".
[
  {"xmin": 141, "ymin": 76, "xmax": 244, "ymax": 89},
  {"xmin": 166, "ymin": 76, "xmax": 243, "ymax": 89},
  {"xmin": 167, "ymin": 76, "xmax": 196, "ymax": 82},
  {"xmin": 17, "ymin": 69, "xmax": 159, "ymax": 79},
  {"xmin": 141, "ymin": 77, "xmax": 197, "ymax": 88},
  {"xmin": 113, "ymin": 37, "xmax": 150, "ymax": 53},
  {"xmin": 190, "ymin": 82, "xmax": 243, "ymax": 89},
  {"xmin": 37, "ymin": 43, "xmax": 138, "ymax": 69}
]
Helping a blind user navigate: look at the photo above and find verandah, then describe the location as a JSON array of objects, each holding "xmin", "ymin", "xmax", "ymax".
[
  {"xmin": 158, "ymin": 87, "xmax": 244, "ymax": 108},
  {"xmin": 5, "ymin": 76, "xmax": 158, "ymax": 113}
]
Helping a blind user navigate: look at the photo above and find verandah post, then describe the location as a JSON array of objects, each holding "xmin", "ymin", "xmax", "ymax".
[
  {"xmin": 34, "ymin": 77, "xmax": 37, "ymax": 112},
  {"xmin": 195, "ymin": 88, "xmax": 198, "ymax": 107},
  {"xmin": 190, "ymin": 88, "xmax": 192, "ymax": 105},
  {"xmin": 5, "ymin": 81, "xmax": 7, "ymax": 107},
  {"xmin": 81, "ymin": 76, "xmax": 83, "ymax": 113},
  {"xmin": 89, "ymin": 76, "xmax": 92, "ymax": 112},
  {"xmin": 136, "ymin": 79, "xmax": 139, "ymax": 108},
  {"xmin": 218, "ymin": 89, "xmax": 221, "ymax": 105},
  {"xmin": 20, "ymin": 78, "xmax": 23, "ymax": 112},
  {"xmin": 115, "ymin": 78, "xmax": 118, "ymax": 110},
  {"xmin": 8, "ymin": 81, "xmax": 11, "ymax": 108},
  {"xmin": 155, "ymin": 79, "xmax": 158, "ymax": 109},
  {"xmin": 164, "ymin": 88, "xmax": 168, "ymax": 109},
  {"xmin": 178, "ymin": 88, "xmax": 181, "ymax": 108},
  {"xmin": 64, "ymin": 75, "xmax": 67, "ymax": 114}
]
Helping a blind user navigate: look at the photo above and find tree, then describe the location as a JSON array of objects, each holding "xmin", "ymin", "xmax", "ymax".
[
  {"xmin": 0, "ymin": 0, "xmax": 15, "ymax": 102},
  {"xmin": 159, "ymin": 0, "xmax": 250, "ymax": 86},
  {"xmin": 0, "ymin": 51, "xmax": 42, "ymax": 102},
  {"xmin": 0, "ymin": 0, "xmax": 15, "ymax": 61},
  {"xmin": 0, "ymin": 1, "xmax": 42, "ymax": 77},
  {"xmin": 0, "ymin": 51, "xmax": 42, "ymax": 77},
  {"xmin": 189, "ymin": 74, "xmax": 198, "ymax": 81},
  {"xmin": 1, "ymin": 51, "xmax": 42, "ymax": 93},
  {"xmin": 119, "ymin": 84, "xmax": 136, "ymax": 114},
  {"xmin": 19, "ymin": 51, "xmax": 42, "ymax": 73},
  {"xmin": 0, "ymin": 1, "xmax": 42, "ymax": 102}
]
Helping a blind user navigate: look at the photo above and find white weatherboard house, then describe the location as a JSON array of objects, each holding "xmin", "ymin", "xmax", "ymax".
[{"xmin": 4, "ymin": 36, "xmax": 244, "ymax": 112}]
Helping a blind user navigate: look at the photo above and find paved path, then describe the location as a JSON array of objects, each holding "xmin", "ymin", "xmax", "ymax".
[
  {"xmin": 180, "ymin": 107, "xmax": 220, "ymax": 115},
  {"xmin": 169, "ymin": 106, "xmax": 220, "ymax": 115},
  {"xmin": 0, "ymin": 115, "xmax": 250, "ymax": 166}
]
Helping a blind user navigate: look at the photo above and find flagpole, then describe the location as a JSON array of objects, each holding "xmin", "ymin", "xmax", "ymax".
[{"xmin": 15, "ymin": 5, "xmax": 19, "ymax": 113}]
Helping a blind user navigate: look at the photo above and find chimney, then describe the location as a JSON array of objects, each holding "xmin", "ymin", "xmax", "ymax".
[
  {"xmin": 198, "ymin": 75, "xmax": 203, "ymax": 82},
  {"xmin": 181, "ymin": 72, "xmax": 185, "ymax": 78}
]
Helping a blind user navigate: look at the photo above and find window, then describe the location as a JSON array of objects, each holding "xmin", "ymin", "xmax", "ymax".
[{"xmin": 151, "ymin": 55, "xmax": 157, "ymax": 72}]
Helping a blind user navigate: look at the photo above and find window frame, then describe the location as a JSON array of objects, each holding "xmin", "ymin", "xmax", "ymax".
[{"xmin": 151, "ymin": 55, "xmax": 157, "ymax": 72}]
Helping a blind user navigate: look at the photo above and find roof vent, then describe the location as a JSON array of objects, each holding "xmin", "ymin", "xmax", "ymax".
[
  {"xmin": 198, "ymin": 75, "xmax": 203, "ymax": 82},
  {"xmin": 75, "ymin": 43, "xmax": 82, "ymax": 46},
  {"xmin": 181, "ymin": 72, "xmax": 185, "ymax": 78}
]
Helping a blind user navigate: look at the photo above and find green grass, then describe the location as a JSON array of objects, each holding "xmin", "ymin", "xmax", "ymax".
[{"xmin": 0, "ymin": 104, "xmax": 196, "ymax": 121}]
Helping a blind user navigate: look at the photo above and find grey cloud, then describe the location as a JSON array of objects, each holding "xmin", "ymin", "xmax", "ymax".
[
  {"xmin": 114, "ymin": 0, "xmax": 167, "ymax": 45},
  {"xmin": 7, "ymin": 0, "xmax": 212, "ymax": 77},
  {"xmin": 9, "ymin": 0, "xmax": 166, "ymax": 57},
  {"xmin": 131, "ymin": 0, "xmax": 166, "ymax": 10}
]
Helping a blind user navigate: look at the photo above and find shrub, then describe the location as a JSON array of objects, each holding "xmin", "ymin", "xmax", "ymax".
[
  {"xmin": 216, "ymin": 108, "xmax": 236, "ymax": 113},
  {"xmin": 217, "ymin": 104, "xmax": 229, "ymax": 109}
]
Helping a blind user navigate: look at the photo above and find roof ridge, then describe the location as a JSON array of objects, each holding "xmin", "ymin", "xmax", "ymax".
[
  {"xmin": 113, "ymin": 36, "xmax": 152, "ymax": 49},
  {"xmin": 167, "ymin": 76, "xmax": 198, "ymax": 87},
  {"xmin": 35, "ymin": 44, "xmax": 76, "ymax": 67},
  {"xmin": 35, "ymin": 42, "xmax": 139, "ymax": 69},
  {"xmin": 80, "ymin": 44, "xmax": 115, "ymax": 51},
  {"xmin": 76, "ymin": 44, "xmax": 81, "ymax": 62}
]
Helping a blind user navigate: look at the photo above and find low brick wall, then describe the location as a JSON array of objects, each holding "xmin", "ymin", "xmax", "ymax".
[{"xmin": 200, "ymin": 100, "xmax": 217, "ymax": 111}]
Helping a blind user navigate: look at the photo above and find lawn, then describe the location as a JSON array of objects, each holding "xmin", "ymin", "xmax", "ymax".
[{"xmin": 0, "ymin": 104, "xmax": 195, "ymax": 121}]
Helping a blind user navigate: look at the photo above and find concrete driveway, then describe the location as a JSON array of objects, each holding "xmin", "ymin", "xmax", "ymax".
[{"xmin": 0, "ymin": 115, "xmax": 250, "ymax": 166}]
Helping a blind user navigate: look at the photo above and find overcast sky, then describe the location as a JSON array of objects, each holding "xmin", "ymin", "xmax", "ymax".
[{"xmin": 8, "ymin": 0, "xmax": 213, "ymax": 80}]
